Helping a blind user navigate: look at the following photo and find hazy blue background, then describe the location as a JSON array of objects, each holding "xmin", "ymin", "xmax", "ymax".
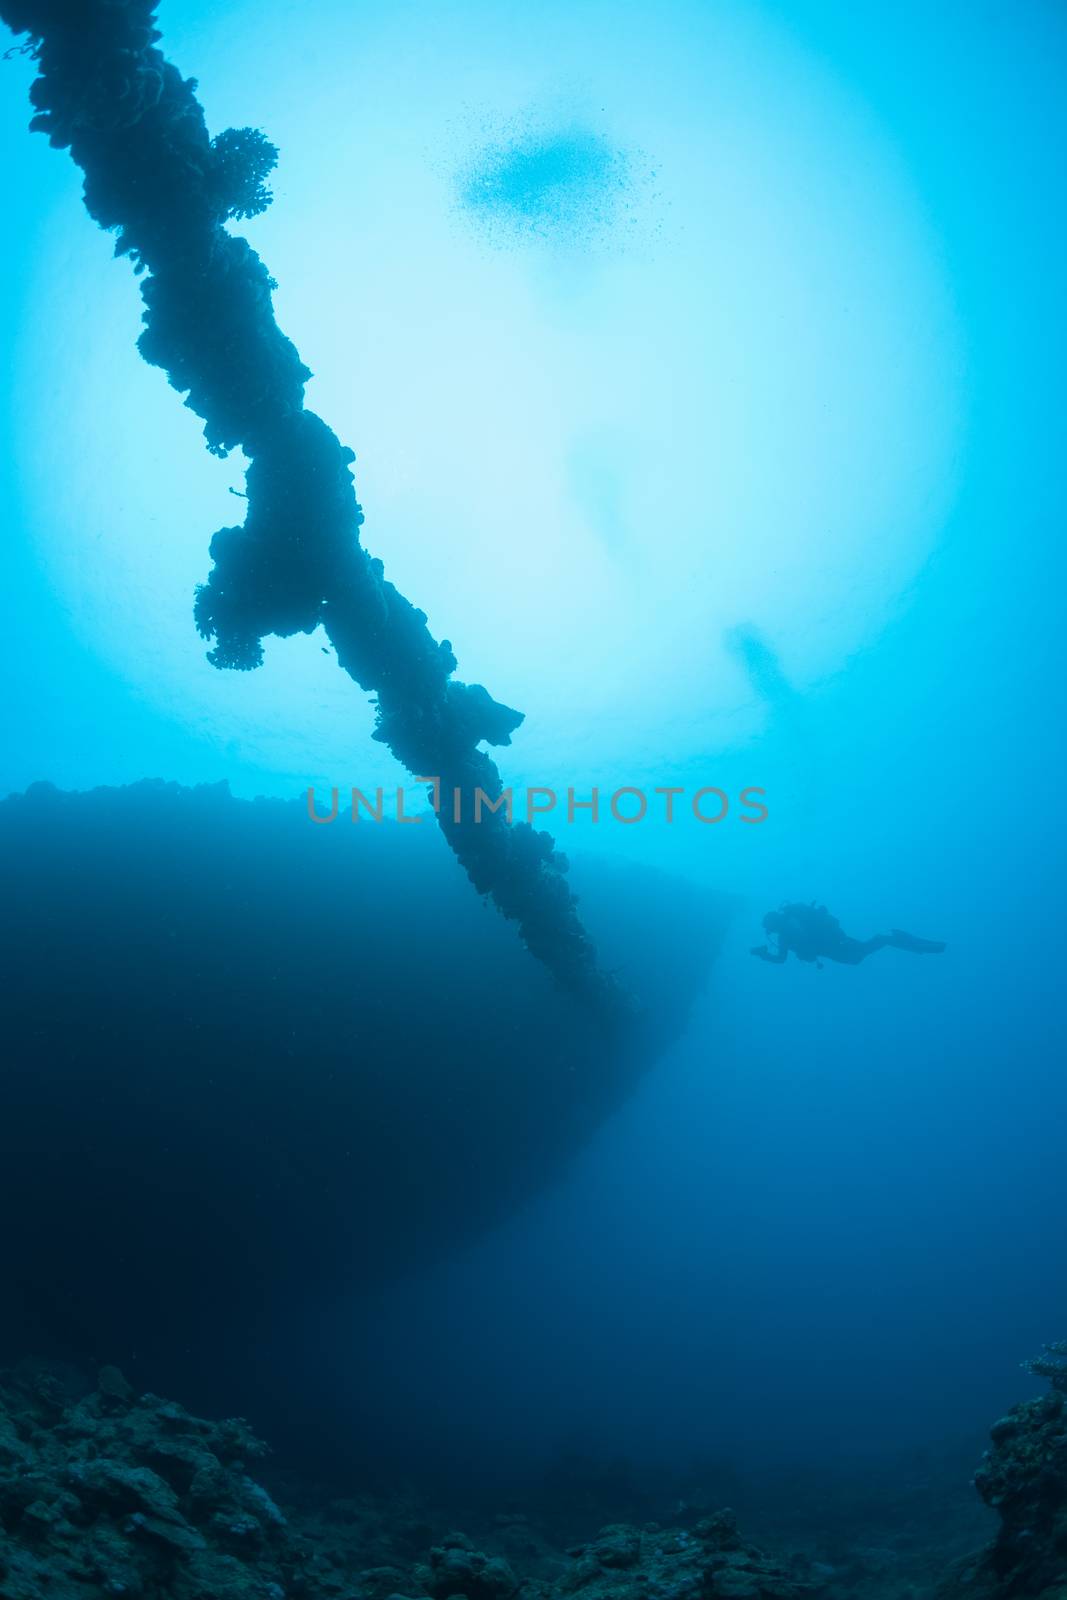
[{"xmin": 2, "ymin": 0, "xmax": 1065, "ymax": 1474}]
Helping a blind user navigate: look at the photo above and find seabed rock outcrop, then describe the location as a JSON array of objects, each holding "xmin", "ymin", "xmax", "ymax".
[
  {"xmin": 0, "ymin": 1366, "xmax": 813, "ymax": 1600},
  {"xmin": 550, "ymin": 1514, "xmax": 812, "ymax": 1600},
  {"xmin": 10, "ymin": 1351, "xmax": 1062, "ymax": 1600},
  {"xmin": 941, "ymin": 1349, "xmax": 1067, "ymax": 1600},
  {"xmin": 0, "ymin": 1365, "xmax": 293, "ymax": 1599}
]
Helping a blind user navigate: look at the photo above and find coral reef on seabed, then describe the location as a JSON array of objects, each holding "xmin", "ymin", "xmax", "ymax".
[
  {"xmin": 940, "ymin": 1346, "xmax": 1067, "ymax": 1600},
  {"xmin": 12, "ymin": 1352, "xmax": 1064, "ymax": 1600},
  {"xmin": 0, "ymin": 1365, "xmax": 813, "ymax": 1600},
  {"xmin": 546, "ymin": 1514, "xmax": 811, "ymax": 1600}
]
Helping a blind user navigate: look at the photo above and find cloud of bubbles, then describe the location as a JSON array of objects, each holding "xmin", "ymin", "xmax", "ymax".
[{"xmin": 457, "ymin": 124, "xmax": 633, "ymax": 247}]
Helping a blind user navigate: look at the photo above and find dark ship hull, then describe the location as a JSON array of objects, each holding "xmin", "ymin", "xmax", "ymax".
[{"xmin": 0, "ymin": 780, "xmax": 725, "ymax": 1448}]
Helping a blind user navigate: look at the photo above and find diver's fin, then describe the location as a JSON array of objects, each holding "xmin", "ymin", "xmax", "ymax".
[{"xmin": 890, "ymin": 929, "xmax": 946, "ymax": 954}]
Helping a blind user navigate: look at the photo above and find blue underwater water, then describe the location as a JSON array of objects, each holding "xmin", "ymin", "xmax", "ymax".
[{"xmin": 1, "ymin": 0, "xmax": 1066, "ymax": 1593}]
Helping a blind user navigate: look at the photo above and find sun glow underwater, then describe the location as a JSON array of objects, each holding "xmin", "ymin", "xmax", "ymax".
[{"xmin": 2, "ymin": 3, "xmax": 1067, "ymax": 1600}]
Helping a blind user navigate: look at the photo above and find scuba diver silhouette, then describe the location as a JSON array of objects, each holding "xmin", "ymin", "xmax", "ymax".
[{"xmin": 751, "ymin": 903, "xmax": 946, "ymax": 968}]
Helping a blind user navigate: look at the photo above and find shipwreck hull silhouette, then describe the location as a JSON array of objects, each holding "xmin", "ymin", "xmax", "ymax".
[{"xmin": 0, "ymin": 780, "xmax": 724, "ymax": 1444}]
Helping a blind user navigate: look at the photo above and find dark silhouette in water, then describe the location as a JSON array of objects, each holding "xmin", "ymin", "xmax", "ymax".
[
  {"xmin": 752, "ymin": 902, "xmax": 946, "ymax": 967},
  {"xmin": 0, "ymin": 0, "xmax": 616, "ymax": 1010},
  {"xmin": 0, "ymin": 780, "xmax": 727, "ymax": 1459}
]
